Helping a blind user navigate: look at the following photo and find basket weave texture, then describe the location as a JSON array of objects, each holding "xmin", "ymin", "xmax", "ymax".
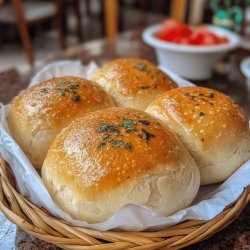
[{"xmin": 0, "ymin": 155, "xmax": 249, "ymax": 250}]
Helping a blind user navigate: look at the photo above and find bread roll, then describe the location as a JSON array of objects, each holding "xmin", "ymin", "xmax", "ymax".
[
  {"xmin": 92, "ymin": 58, "xmax": 177, "ymax": 110},
  {"xmin": 8, "ymin": 76, "xmax": 115, "ymax": 169},
  {"xmin": 146, "ymin": 86, "xmax": 250, "ymax": 185},
  {"xmin": 42, "ymin": 107, "xmax": 200, "ymax": 223}
]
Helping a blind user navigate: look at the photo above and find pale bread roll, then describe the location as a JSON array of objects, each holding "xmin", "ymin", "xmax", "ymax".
[
  {"xmin": 92, "ymin": 58, "xmax": 178, "ymax": 110},
  {"xmin": 42, "ymin": 107, "xmax": 200, "ymax": 223},
  {"xmin": 146, "ymin": 86, "xmax": 250, "ymax": 185},
  {"xmin": 8, "ymin": 76, "xmax": 115, "ymax": 169}
]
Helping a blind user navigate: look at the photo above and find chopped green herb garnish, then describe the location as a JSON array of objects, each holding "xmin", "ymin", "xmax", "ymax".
[
  {"xmin": 184, "ymin": 92, "xmax": 190, "ymax": 96},
  {"xmin": 138, "ymin": 119, "xmax": 150, "ymax": 125},
  {"xmin": 102, "ymin": 133, "xmax": 109, "ymax": 140},
  {"xmin": 141, "ymin": 128, "xmax": 155, "ymax": 143},
  {"xmin": 59, "ymin": 79, "xmax": 67, "ymax": 84},
  {"xmin": 119, "ymin": 118, "xmax": 137, "ymax": 133},
  {"xmin": 41, "ymin": 88, "xmax": 49, "ymax": 94},
  {"xmin": 96, "ymin": 116, "xmax": 155, "ymax": 150},
  {"xmin": 60, "ymin": 89, "xmax": 67, "ymax": 96},
  {"xmin": 109, "ymin": 125, "xmax": 120, "ymax": 135},
  {"xmin": 108, "ymin": 137, "xmax": 114, "ymax": 142},
  {"xmin": 98, "ymin": 142, "xmax": 106, "ymax": 149},
  {"xmin": 208, "ymin": 93, "xmax": 215, "ymax": 98},
  {"xmin": 55, "ymin": 80, "xmax": 81, "ymax": 102},
  {"xmin": 71, "ymin": 94, "xmax": 80, "ymax": 102},
  {"xmin": 114, "ymin": 130, "xmax": 121, "ymax": 136},
  {"xmin": 122, "ymin": 118, "xmax": 137, "ymax": 126},
  {"xmin": 134, "ymin": 62, "xmax": 150, "ymax": 74},
  {"xmin": 138, "ymin": 132, "xmax": 143, "ymax": 138},
  {"xmin": 68, "ymin": 83, "xmax": 80, "ymax": 90},
  {"xmin": 111, "ymin": 140, "xmax": 124, "ymax": 148},
  {"xmin": 199, "ymin": 112, "xmax": 206, "ymax": 117},
  {"xmin": 96, "ymin": 123, "xmax": 110, "ymax": 132},
  {"xmin": 134, "ymin": 62, "xmax": 147, "ymax": 71},
  {"xmin": 125, "ymin": 143, "xmax": 132, "ymax": 151},
  {"xmin": 125, "ymin": 127, "xmax": 137, "ymax": 133}
]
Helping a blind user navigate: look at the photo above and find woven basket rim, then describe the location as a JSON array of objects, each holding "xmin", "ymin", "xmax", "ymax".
[{"xmin": 0, "ymin": 156, "xmax": 249, "ymax": 250}]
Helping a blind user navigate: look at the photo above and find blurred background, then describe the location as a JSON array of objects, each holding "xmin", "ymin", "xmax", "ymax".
[{"xmin": 0, "ymin": 0, "xmax": 250, "ymax": 73}]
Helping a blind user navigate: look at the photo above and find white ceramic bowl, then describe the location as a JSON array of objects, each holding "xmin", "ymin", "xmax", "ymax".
[
  {"xmin": 142, "ymin": 24, "xmax": 240, "ymax": 80},
  {"xmin": 240, "ymin": 57, "xmax": 250, "ymax": 92}
]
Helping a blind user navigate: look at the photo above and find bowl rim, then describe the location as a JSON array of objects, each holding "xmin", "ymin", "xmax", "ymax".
[
  {"xmin": 142, "ymin": 24, "xmax": 241, "ymax": 53},
  {"xmin": 240, "ymin": 57, "xmax": 250, "ymax": 79}
]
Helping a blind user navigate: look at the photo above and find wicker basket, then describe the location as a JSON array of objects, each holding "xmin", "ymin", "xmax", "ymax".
[{"xmin": 0, "ymin": 155, "xmax": 249, "ymax": 250}]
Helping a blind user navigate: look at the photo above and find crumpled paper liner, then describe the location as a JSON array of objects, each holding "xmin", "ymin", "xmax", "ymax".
[{"xmin": 0, "ymin": 60, "xmax": 249, "ymax": 231}]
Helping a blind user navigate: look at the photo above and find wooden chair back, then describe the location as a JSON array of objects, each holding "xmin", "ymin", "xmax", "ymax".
[
  {"xmin": 0, "ymin": 0, "xmax": 65, "ymax": 67},
  {"xmin": 104, "ymin": 0, "xmax": 206, "ymax": 38}
]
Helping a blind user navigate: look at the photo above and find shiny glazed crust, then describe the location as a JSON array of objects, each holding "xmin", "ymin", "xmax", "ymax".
[
  {"xmin": 146, "ymin": 86, "xmax": 250, "ymax": 185},
  {"xmin": 42, "ymin": 107, "xmax": 200, "ymax": 223},
  {"xmin": 8, "ymin": 77, "xmax": 115, "ymax": 169},
  {"xmin": 92, "ymin": 58, "xmax": 178, "ymax": 110}
]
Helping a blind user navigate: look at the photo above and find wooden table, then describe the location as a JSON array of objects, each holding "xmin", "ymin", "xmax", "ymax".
[{"xmin": 0, "ymin": 27, "xmax": 250, "ymax": 249}]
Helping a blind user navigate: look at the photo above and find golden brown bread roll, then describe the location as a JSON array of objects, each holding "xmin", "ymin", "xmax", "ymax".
[
  {"xmin": 8, "ymin": 76, "xmax": 115, "ymax": 169},
  {"xmin": 42, "ymin": 107, "xmax": 200, "ymax": 223},
  {"xmin": 92, "ymin": 58, "xmax": 178, "ymax": 110},
  {"xmin": 146, "ymin": 86, "xmax": 250, "ymax": 185}
]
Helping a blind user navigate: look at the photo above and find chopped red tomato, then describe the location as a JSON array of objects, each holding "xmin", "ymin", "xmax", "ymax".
[
  {"xmin": 155, "ymin": 19, "xmax": 192, "ymax": 43},
  {"xmin": 190, "ymin": 31, "xmax": 220, "ymax": 45},
  {"xmin": 218, "ymin": 36, "xmax": 229, "ymax": 44},
  {"xmin": 155, "ymin": 19, "xmax": 229, "ymax": 46},
  {"xmin": 179, "ymin": 37, "xmax": 191, "ymax": 44}
]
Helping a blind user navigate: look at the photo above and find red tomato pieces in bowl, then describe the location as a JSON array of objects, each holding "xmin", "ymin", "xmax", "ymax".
[
  {"xmin": 155, "ymin": 19, "xmax": 229, "ymax": 46},
  {"xmin": 156, "ymin": 19, "xmax": 192, "ymax": 43}
]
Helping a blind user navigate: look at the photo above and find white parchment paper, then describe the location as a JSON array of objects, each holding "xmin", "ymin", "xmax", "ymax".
[{"xmin": 0, "ymin": 61, "xmax": 249, "ymax": 231}]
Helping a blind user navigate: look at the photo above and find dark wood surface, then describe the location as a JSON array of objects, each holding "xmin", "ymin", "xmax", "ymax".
[{"xmin": 0, "ymin": 28, "xmax": 250, "ymax": 249}]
